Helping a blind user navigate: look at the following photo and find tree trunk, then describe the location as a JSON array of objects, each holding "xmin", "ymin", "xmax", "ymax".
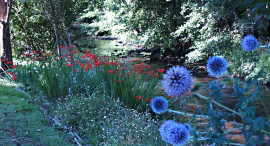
[
  {"xmin": 0, "ymin": 0, "xmax": 13, "ymax": 72},
  {"xmin": 49, "ymin": 0, "xmax": 62, "ymax": 60}
]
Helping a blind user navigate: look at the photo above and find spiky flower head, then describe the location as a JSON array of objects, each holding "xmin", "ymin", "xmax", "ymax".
[
  {"xmin": 162, "ymin": 66, "xmax": 193, "ymax": 97},
  {"xmin": 207, "ymin": 56, "xmax": 228, "ymax": 78},
  {"xmin": 241, "ymin": 35, "xmax": 258, "ymax": 51},
  {"xmin": 160, "ymin": 120, "xmax": 190, "ymax": 145},
  {"xmin": 151, "ymin": 97, "xmax": 168, "ymax": 114}
]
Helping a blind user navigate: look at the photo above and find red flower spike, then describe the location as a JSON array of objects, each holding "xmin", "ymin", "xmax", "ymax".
[
  {"xmin": 77, "ymin": 60, "xmax": 81, "ymax": 64},
  {"xmin": 129, "ymin": 61, "xmax": 132, "ymax": 63},
  {"xmin": 33, "ymin": 51, "xmax": 36, "ymax": 54},
  {"xmin": 118, "ymin": 68, "xmax": 123, "ymax": 71},
  {"xmin": 147, "ymin": 65, "xmax": 151, "ymax": 68},
  {"xmin": 80, "ymin": 63, "xmax": 85, "ymax": 68},
  {"xmin": 12, "ymin": 74, "xmax": 16, "ymax": 80},
  {"xmin": 82, "ymin": 56, "xmax": 86, "ymax": 59},
  {"xmin": 33, "ymin": 59, "xmax": 36, "ymax": 61},
  {"xmin": 141, "ymin": 67, "xmax": 144, "ymax": 70},
  {"xmin": 1, "ymin": 59, "xmax": 6, "ymax": 62},
  {"xmin": 13, "ymin": 65, "xmax": 17, "ymax": 68},
  {"xmin": 107, "ymin": 62, "xmax": 111, "ymax": 65},
  {"xmin": 139, "ymin": 96, "xmax": 142, "ymax": 100},
  {"xmin": 128, "ymin": 73, "xmax": 131, "ymax": 76},
  {"xmin": 140, "ymin": 63, "xmax": 144, "ymax": 66}
]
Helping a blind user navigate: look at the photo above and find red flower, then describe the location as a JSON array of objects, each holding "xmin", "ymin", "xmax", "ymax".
[
  {"xmin": 153, "ymin": 73, "xmax": 159, "ymax": 77},
  {"xmin": 67, "ymin": 60, "xmax": 71, "ymax": 63},
  {"xmin": 26, "ymin": 54, "xmax": 31, "ymax": 57},
  {"xmin": 12, "ymin": 65, "xmax": 17, "ymax": 68},
  {"xmin": 118, "ymin": 68, "xmax": 123, "ymax": 71},
  {"xmin": 66, "ymin": 64, "xmax": 74, "ymax": 67},
  {"xmin": 33, "ymin": 59, "xmax": 36, "ymax": 61},
  {"xmin": 135, "ymin": 96, "xmax": 138, "ymax": 99},
  {"xmin": 191, "ymin": 106, "xmax": 196, "ymax": 110},
  {"xmin": 33, "ymin": 51, "xmax": 36, "ymax": 54},
  {"xmin": 108, "ymin": 70, "xmax": 113, "ymax": 74},
  {"xmin": 80, "ymin": 63, "xmax": 85, "ymax": 68},
  {"xmin": 128, "ymin": 73, "xmax": 131, "ymax": 76},
  {"xmin": 106, "ymin": 62, "xmax": 112, "ymax": 65},
  {"xmin": 147, "ymin": 71, "xmax": 154, "ymax": 74},
  {"xmin": 12, "ymin": 74, "xmax": 16, "ymax": 80},
  {"xmin": 1, "ymin": 59, "xmax": 6, "ymax": 62},
  {"xmin": 147, "ymin": 65, "xmax": 151, "ymax": 68},
  {"xmin": 112, "ymin": 62, "xmax": 118, "ymax": 66},
  {"xmin": 139, "ymin": 96, "xmax": 142, "ymax": 100},
  {"xmin": 157, "ymin": 69, "xmax": 165, "ymax": 73},
  {"xmin": 129, "ymin": 61, "xmax": 132, "ymax": 63},
  {"xmin": 120, "ymin": 74, "xmax": 125, "ymax": 77},
  {"xmin": 137, "ymin": 70, "xmax": 141, "ymax": 74},
  {"xmin": 184, "ymin": 105, "xmax": 188, "ymax": 108},
  {"xmin": 135, "ymin": 59, "xmax": 141, "ymax": 62},
  {"xmin": 74, "ymin": 50, "xmax": 79, "ymax": 53},
  {"xmin": 7, "ymin": 71, "xmax": 13, "ymax": 75},
  {"xmin": 82, "ymin": 56, "xmax": 86, "ymax": 59},
  {"xmin": 54, "ymin": 58, "xmax": 57, "ymax": 61},
  {"xmin": 140, "ymin": 63, "xmax": 144, "ymax": 66},
  {"xmin": 73, "ymin": 69, "xmax": 77, "ymax": 73},
  {"xmin": 60, "ymin": 45, "xmax": 65, "ymax": 48},
  {"xmin": 77, "ymin": 60, "xmax": 81, "ymax": 64}
]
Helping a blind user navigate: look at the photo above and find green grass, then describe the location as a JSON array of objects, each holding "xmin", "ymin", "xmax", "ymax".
[{"xmin": 0, "ymin": 79, "xmax": 73, "ymax": 145}]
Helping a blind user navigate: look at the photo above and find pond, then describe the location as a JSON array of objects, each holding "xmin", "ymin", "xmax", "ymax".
[{"xmin": 72, "ymin": 37, "xmax": 270, "ymax": 114}]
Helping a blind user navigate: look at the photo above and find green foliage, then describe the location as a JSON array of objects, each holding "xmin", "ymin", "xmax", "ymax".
[{"xmin": 10, "ymin": 0, "xmax": 88, "ymax": 57}]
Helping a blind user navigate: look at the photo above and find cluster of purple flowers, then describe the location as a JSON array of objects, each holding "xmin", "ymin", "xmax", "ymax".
[
  {"xmin": 241, "ymin": 35, "xmax": 258, "ymax": 52},
  {"xmin": 207, "ymin": 56, "xmax": 228, "ymax": 78},
  {"xmin": 151, "ymin": 97, "xmax": 168, "ymax": 114},
  {"xmin": 161, "ymin": 66, "xmax": 193, "ymax": 97},
  {"xmin": 160, "ymin": 120, "xmax": 190, "ymax": 145}
]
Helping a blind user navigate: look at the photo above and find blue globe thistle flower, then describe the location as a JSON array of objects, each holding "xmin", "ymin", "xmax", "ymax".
[
  {"xmin": 151, "ymin": 97, "xmax": 168, "ymax": 114},
  {"xmin": 160, "ymin": 120, "xmax": 190, "ymax": 145},
  {"xmin": 161, "ymin": 66, "xmax": 193, "ymax": 97},
  {"xmin": 207, "ymin": 56, "xmax": 228, "ymax": 78},
  {"xmin": 241, "ymin": 35, "xmax": 258, "ymax": 51}
]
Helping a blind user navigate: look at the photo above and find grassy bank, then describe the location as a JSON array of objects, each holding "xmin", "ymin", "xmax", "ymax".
[{"xmin": 0, "ymin": 79, "xmax": 73, "ymax": 145}]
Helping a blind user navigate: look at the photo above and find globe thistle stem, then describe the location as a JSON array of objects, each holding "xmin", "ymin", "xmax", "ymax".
[
  {"xmin": 193, "ymin": 92, "xmax": 242, "ymax": 117},
  {"xmin": 167, "ymin": 109, "xmax": 209, "ymax": 119}
]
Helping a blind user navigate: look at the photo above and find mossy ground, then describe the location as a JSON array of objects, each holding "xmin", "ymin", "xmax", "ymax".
[{"xmin": 0, "ymin": 79, "xmax": 73, "ymax": 145}]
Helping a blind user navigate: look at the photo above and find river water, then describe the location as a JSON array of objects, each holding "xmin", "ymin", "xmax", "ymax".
[{"xmin": 71, "ymin": 37, "xmax": 270, "ymax": 114}]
